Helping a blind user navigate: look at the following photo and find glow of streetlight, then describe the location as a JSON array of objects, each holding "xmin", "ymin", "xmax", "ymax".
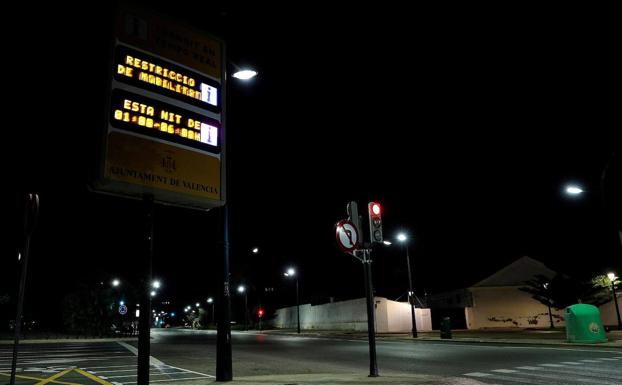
[
  {"xmin": 119, "ymin": 300, "xmax": 125, "ymax": 306},
  {"xmin": 152, "ymin": 280, "xmax": 161, "ymax": 289},
  {"xmin": 112, "ymin": 279, "xmax": 120, "ymax": 287},
  {"xmin": 237, "ymin": 285, "xmax": 245, "ymax": 293},
  {"xmin": 287, "ymin": 268, "xmax": 296, "ymax": 277},
  {"xmin": 252, "ymin": 247, "xmax": 259, "ymax": 254},
  {"xmin": 150, "ymin": 290, "xmax": 156, "ymax": 297},
  {"xmin": 383, "ymin": 240, "xmax": 392, "ymax": 246},
  {"xmin": 608, "ymin": 272, "xmax": 617, "ymax": 282},
  {"xmin": 233, "ymin": 69, "xmax": 258, "ymax": 80},
  {"xmin": 565, "ymin": 185, "xmax": 584, "ymax": 195},
  {"xmin": 207, "ymin": 297, "xmax": 214, "ymax": 304},
  {"xmin": 195, "ymin": 302, "xmax": 200, "ymax": 307},
  {"xmin": 397, "ymin": 233, "xmax": 407, "ymax": 242}
]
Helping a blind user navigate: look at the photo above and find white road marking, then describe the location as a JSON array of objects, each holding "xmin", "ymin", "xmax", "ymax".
[
  {"xmin": 491, "ymin": 369, "xmax": 517, "ymax": 373},
  {"xmin": 599, "ymin": 357, "xmax": 621, "ymax": 361},
  {"xmin": 539, "ymin": 363, "xmax": 565, "ymax": 367},
  {"xmin": 560, "ymin": 361, "xmax": 583, "ymax": 365},
  {"xmin": 116, "ymin": 341, "xmax": 165, "ymax": 366},
  {"xmin": 516, "ymin": 366, "xmax": 542, "ymax": 370},
  {"xmin": 580, "ymin": 359, "xmax": 602, "ymax": 363},
  {"xmin": 125, "ymin": 376, "xmax": 219, "ymax": 384},
  {"xmin": 464, "ymin": 372, "xmax": 492, "ymax": 377}
]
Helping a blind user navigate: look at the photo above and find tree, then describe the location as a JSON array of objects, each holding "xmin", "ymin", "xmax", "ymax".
[{"xmin": 519, "ymin": 274, "xmax": 579, "ymax": 328}]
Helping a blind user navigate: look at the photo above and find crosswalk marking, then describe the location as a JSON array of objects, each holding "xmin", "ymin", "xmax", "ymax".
[
  {"xmin": 491, "ymin": 369, "xmax": 517, "ymax": 373},
  {"xmin": 560, "ymin": 361, "xmax": 583, "ymax": 365},
  {"xmin": 516, "ymin": 366, "xmax": 541, "ymax": 370},
  {"xmin": 464, "ymin": 372, "xmax": 492, "ymax": 377},
  {"xmin": 580, "ymin": 359, "xmax": 602, "ymax": 363},
  {"xmin": 539, "ymin": 363, "xmax": 565, "ymax": 367}
]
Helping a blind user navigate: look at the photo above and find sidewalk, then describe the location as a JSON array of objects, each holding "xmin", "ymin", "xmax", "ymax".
[{"xmin": 261, "ymin": 328, "xmax": 622, "ymax": 348}]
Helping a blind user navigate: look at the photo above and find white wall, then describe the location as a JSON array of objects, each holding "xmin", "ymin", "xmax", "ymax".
[
  {"xmin": 273, "ymin": 297, "xmax": 432, "ymax": 332},
  {"xmin": 599, "ymin": 293, "xmax": 622, "ymax": 326},
  {"xmin": 468, "ymin": 286, "xmax": 565, "ymax": 329}
]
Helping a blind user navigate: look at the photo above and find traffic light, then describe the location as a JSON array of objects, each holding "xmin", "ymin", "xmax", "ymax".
[
  {"xmin": 368, "ymin": 201, "xmax": 383, "ymax": 244},
  {"xmin": 257, "ymin": 308, "xmax": 265, "ymax": 318}
]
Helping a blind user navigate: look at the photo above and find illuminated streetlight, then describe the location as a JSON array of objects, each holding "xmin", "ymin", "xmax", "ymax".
[
  {"xmin": 607, "ymin": 272, "xmax": 621, "ymax": 328},
  {"xmin": 397, "ymin": 232, "xmax": 417, "ymax": 338},
  {"xmin": 152, "ymin": 280, "xmax": 161, "ymax": 289},
  {"xmin": 252, "ymin": 247, "xmax": 259, "ymax": 254},
  {"xmin": 383, "ymin": 241, "xmax": 392, "ymax": 246},
  {"xmin": 238, "ymin": 285, "xmax": 248, "ymax": 331},
  {"xmin": 196, "ymin": 302, "xmax": 200, "ymax": 308},
  {"xmin": 564, "ymin": 185, "xmax": 584, "ymax": 195},
  {"xmin": 284, "ymin": 267, "xmax": 300, "ymax": 334},
  {"xmin": 150, "ymin": 291, "xmax": 156, "ymax": 297},
  {"xmin": 112, "ymin": 279, "xmax": 120, "ymax": 287},
  {"xmin": 233, "ymin": 69, "xmax": 258, "ymax": 80}
]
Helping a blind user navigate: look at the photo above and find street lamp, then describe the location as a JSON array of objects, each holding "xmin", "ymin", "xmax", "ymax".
[
  {"xmin": 252, "ymin": 247, "xmax": 259, "ymax": 254},
  {"xmin": 607, "ymin": 272, "xmax": 621, "ymax": 328},
  {"xmin": 195, "ymin": 302, "xmax": 200, "ymax": 308},
  {"xmin": 238, "ymin": 285, "xmax": 248, "ymax": 331},
  {"xmin": 207, "ymin": 297, "xmax": 215, "ymax": 324},
  {"xmin": 284, "ymin": 267, "xmax": 300, "ymax": 334},
  {"xmin": 564, "ymin": 185, "xmax": 584, "ymax": 195},
  {"xmin": 112, "ymin": 279, "xmax": 120, "ymax": 287},
  {"xmin": 232, "ymin": 69, "xmax": 258, "ymax": 80},
  {"xmin": 397, "ymin": 232, "xmax": 418, "ymax": 338},
  {"xmin": 152, "ymin": 280, "xmax": 161, "ymax": 289}
]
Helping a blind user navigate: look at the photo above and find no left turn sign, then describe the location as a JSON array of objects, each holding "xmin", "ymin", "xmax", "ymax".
[{"xmin": 335, "ymin": 219, "xmax": 360, "ymax": 253}]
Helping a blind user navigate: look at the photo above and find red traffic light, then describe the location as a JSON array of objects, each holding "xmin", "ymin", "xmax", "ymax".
[
  {"xmin": 258, "ymin": 308, "xmax": 265, "ymax": 318},
  {"xmin": 371, "ymin": 202, "xmax": 381, "ymax": 216}
]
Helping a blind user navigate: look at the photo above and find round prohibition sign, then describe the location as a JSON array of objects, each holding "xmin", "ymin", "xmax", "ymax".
[{"xmin": 335, "ymin": 219, "xmax": 360, "ymax": 253}]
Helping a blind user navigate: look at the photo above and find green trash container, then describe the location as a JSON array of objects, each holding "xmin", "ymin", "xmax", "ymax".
[
  {"xmin": 440, "ymin": 317, "xmax": 452, "ymax": 339},
  {"xmin": 565, "ymin": 304, "xmax": 607, "ymax": 343}
]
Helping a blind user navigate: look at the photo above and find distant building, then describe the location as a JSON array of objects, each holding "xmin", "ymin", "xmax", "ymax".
[
  {"xmin": 429, "ymin": 256, "xmax": 621, "ymax": 329},
  {"xmin": 273, "ymin": 297, "xmax": 432, "ymax": 333}
]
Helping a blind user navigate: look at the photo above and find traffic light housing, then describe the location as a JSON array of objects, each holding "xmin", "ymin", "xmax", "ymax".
[{"xmin": 368, "ymin": 201, "xmax": 383, "ymax": 244}]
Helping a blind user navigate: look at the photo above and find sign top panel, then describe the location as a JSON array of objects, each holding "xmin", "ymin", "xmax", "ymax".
[{"xmin": 116, "ymin": 5, "xmax": 222, "ymax": 79}]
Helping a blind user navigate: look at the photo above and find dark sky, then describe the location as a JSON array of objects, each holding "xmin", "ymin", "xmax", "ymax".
[{"xmin": 5, "ymin": 2, "xmax": 621, "ymax": 327}]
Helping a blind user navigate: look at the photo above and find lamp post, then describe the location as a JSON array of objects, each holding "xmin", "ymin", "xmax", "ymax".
[
  {"xmin": 238, "ymin": 285, "xmax": 248, "ymax": 331},
  {"xmin": 207, "ymin": 297, "xmax": 215, "ymax": 324},
  {"xmin": 607, "ymin": 273, "xmax": 621, "ymax": 328},
  {"xmin": 284, "ymin": 267, "xmax": 300, "ymax": 334},
  {"xmin": 397, "ymin": 233, "xmax": 417, "ymax": 338}
]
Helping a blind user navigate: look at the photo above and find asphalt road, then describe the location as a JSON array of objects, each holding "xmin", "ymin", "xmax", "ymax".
[
  {"xmin": 147, "ymin": 328, "xmax": 622, "ymax": 384},
  {"xmin": 2, "ymin": 329, "xmax": 621, "ymax": 384}
]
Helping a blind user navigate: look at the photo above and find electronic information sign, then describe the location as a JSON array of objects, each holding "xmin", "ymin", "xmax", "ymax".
[{"xmin": 92, "ymin": 4, "xmax": 226, "ymax": 210}]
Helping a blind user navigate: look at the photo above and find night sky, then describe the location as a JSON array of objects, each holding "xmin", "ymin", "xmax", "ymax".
[{"xmin": 5, "ymin": 2, "xmax": 621, "ymax": 328}]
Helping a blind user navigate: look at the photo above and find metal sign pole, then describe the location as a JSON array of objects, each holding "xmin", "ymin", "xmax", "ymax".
[
  {"xmin": 216, "ymin": 204, "xmax": 233, "ymax": 381},
  {"xmin": 137, "ymin": 195, "xmax": 154, "ymax": 385},
  {"xmin": 9, "ymin": 194, "xmax": 39, "ymax": 385},
  {"xmin": 362, "ymin": 249, "xmax": 379, "ymax": 377}
]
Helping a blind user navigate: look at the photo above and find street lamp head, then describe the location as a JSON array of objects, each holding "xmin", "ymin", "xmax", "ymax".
[
  {"xmin": 195, "ymin": 302, "xmax": 200, "ymax": 307},
  {"xmin": 397, "ymin": 233, "xmax": 407, "ymax": 242},
  {"xmin": 150, "ymin": 290, "xmax": 156, "ymax": 297},
  {"xmin": 233, "ymin": 69, "xmax": 258, "ymax": 80},
  {"xmin": 119, "ymin": 300, "xmax": 125, "ymax": 306},
  {"xmin": 287, "ymin": 268, "xmax": 296, "ymax": 277},
  {"xmin": 252, "ymin": 247, "xmax": 259, "ymax": 254},
  {"xmin": 152, "ymin": 280, "xmax": 161, "ymax": 289},
  {"xmin": 565, "ymin": 185, "xmax": 584, "ymax": 195},
  {"xmin": 237, "ymin": 285, "xmax": 245, "ymax": 293},
  {"xmin": 383, "ymin": 240, "xmax": 392, "ymax": 246},
  {"xmin": 608, "ymin": 272, "xmax": 617, "ymax": 282},
  {"xmin": 207, "ymin": 297, "xmax": 214, "ymax": 304},
  {"xmin": 112, "ymin": 279, "xmax": 120, "ymax": 287}
]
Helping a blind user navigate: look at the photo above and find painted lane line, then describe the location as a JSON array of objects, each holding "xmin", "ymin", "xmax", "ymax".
[
  {"xmin": 523, "ymin": 366, "xmax": 622, "ymax": 382},
  {"xmin": 116, "ymin": 341, "xmax": 164, "ymax": 366},
  {"xmin": 491, "ymin": 369, "xmax": 517, "ymax": 373},
  {"xmin": 516, "ymin": 370, "xmax": 622, "ymax": 385},
  {"xmin": 516, "ymin": 366, "xmax": 542, "ymax": 370},
  {"xmin": 560, "ymin": 361, "xmax": 583, "ymax": 365},
  {"xmin": 162, "ymin": 364, "xmax": 215, "ymax": 378},
  {"xmin": 539, "ymin": 363, "xmax": 565, "ymax": 367},
  {"xmin": 125, "ymin": 376, "xmax": 222, "ymax": 384},
  {"xmin": 92, "ymin": 367, "xmax": 184, "ymax": 375},
  {"xmin": 80, "ymin": 364, "xmax": 137, "ymax": 370},
  {"xmin": 464, "ymin": 372, "xmax": 491, "ymax": 377},
  {"xmin": 580, "ymin": 359, "xmax": 603, "ymax": 363},
  {"xmin": 598, "ymin": 358, "xmax": 620, "ymax": 361}
]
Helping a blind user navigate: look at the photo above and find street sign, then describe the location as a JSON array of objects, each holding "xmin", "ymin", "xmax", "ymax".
[
  {"xmin": 119, "ymin": 304, "xmax": 128, "ymax": 315},
  {"xmin": 335, "ymin": 219, "xmax": 360, "ymax": 253},
  {"xmin": 91, "ymin": 3, "xmax": 226, "ymax": 210}
]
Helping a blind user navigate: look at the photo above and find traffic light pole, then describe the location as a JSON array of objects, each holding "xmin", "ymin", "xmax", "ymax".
[
  {"xmin": 216, "ymin": 204, "xmax": 233, "ymax": 381},
  {"xmin": 361, "ymin": 249, "xmax": 378, "ymax": 377},
  {"xmin": 9, "ymin": 194, "xmax": 39, "ymax": 385},
  {"xmin": 405, "ymin": 245, "xmax": 418, "ymax": 338}
]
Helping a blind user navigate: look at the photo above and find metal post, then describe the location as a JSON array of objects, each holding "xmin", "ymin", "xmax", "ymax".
[
  {"xmin": 211, "ymin": 302, "xmax": 215, "ymax": 325},
  {"xmin": 137, "ymin": 195, "xmax": 154, "ymax": 385},
  {"xmin": 244, "ymin": 292, "xmax": 248, "ymax": 331},
  {"xmin": 612, "ymin": 281, "xmax": 621, "ymax": 329},
  {"xmin": 296, "ymin": 277, "xmax": 300, "ymax": 334},
  {"xmin": 547, "ymin": 303, "xmax": 554, "ymax": 329},
  {"xmin": 362, "ymin": 250, "xmax": 378, "ymax": 377},
  {"xmin": 10, "ymin": 194, "xmax": 39, "ymax": 385},
  {"xmin": 216, "ymin": 204, "xmax": 232, "ymax": 381},
  {"xmin": 405, "ymin": 245, "xmax": 418, "ymax": 338}
]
